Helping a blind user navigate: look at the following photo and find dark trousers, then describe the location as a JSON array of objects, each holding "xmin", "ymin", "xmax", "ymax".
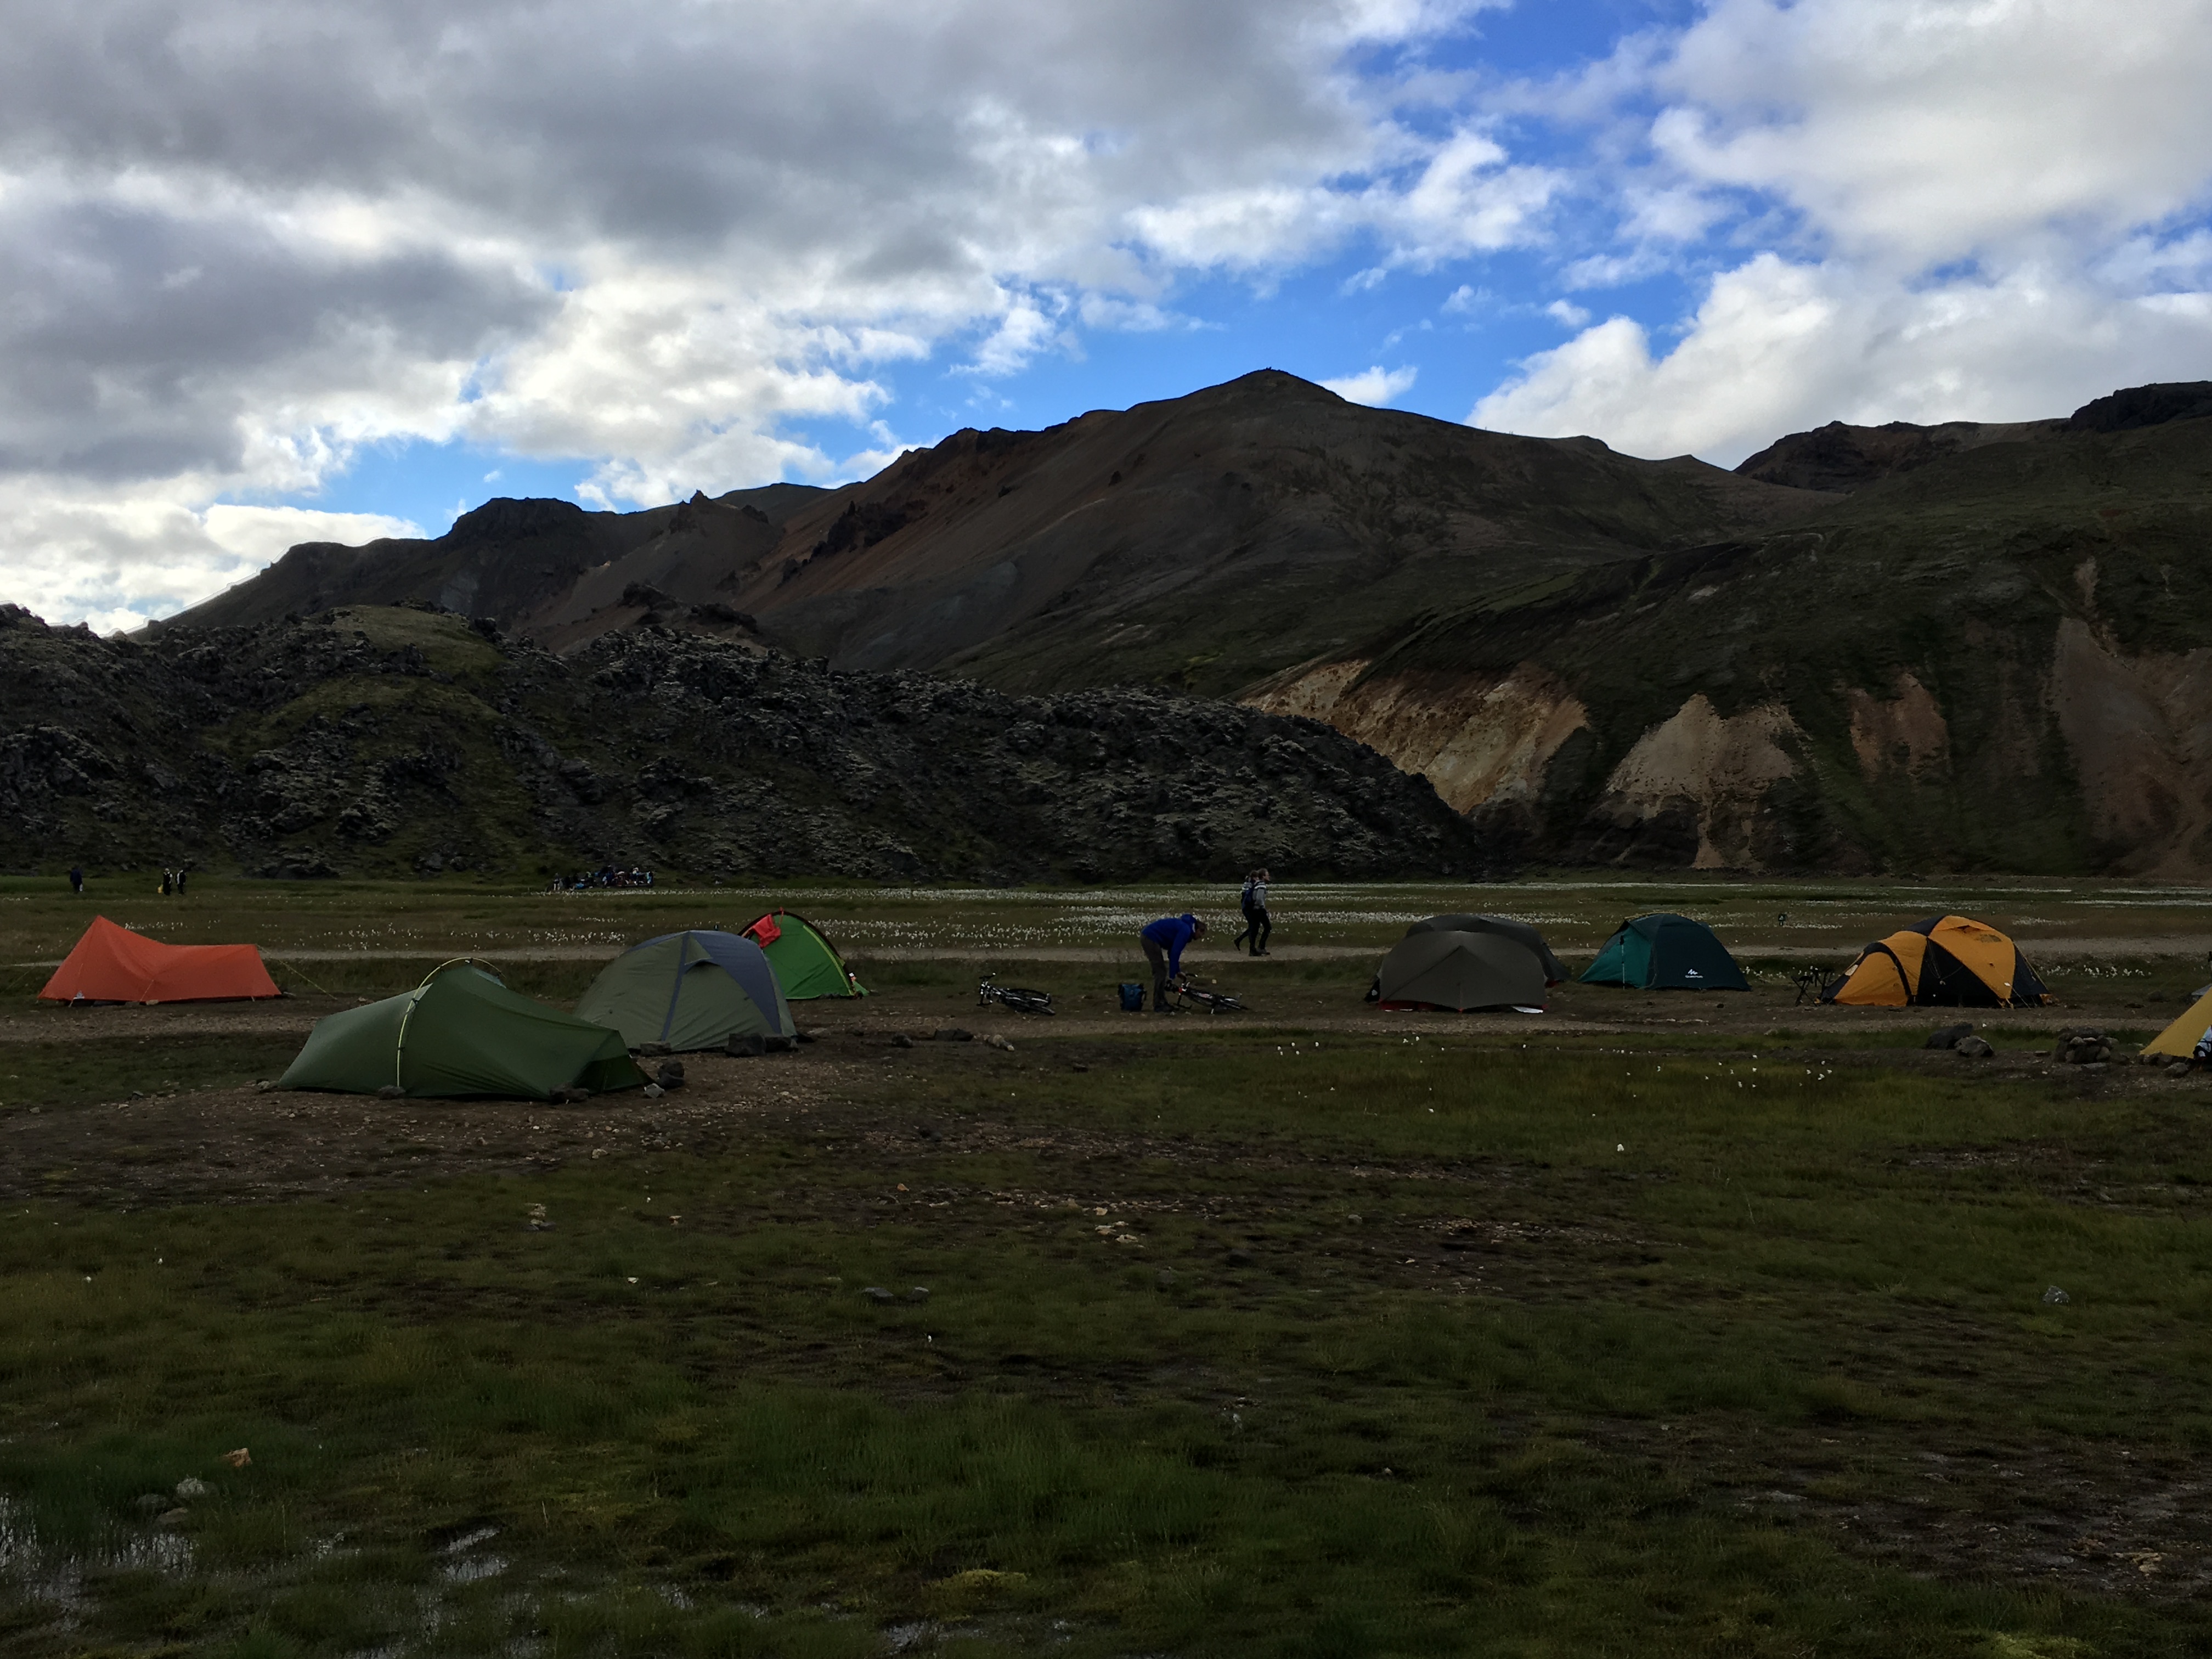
[
  {"xmin": 1141, "ymin": 936, "xmax": 1171, "ymax": 1009},
  {"xmin": 1235, "ymin": 906, "xmax": 1271, "ymax": 954}
]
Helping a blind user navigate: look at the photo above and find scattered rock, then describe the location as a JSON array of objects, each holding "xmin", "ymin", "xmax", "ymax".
[
  {"xmin": 1924, "ymin": 1022, "xmax": 1975, "ymax": 1050},
  {"xmin": 2043, "ymin": 1286, "xmax": 2070, "ymax": 1305},
  {"xmin": 983, "ymin": 1034, "xmax": 1015, "ymax": 1051},
  {"xmin": 2170, "ymin": 1062, "xmax": 2193, "ymax": 1078},
  {"xmin": 654, "ymin": 1059, "xmax": 685, "ymax": 1089},
  {"xmin": 376, "ymin": 1084, "xmax": 403, "ymax": 1099},
  {"xmin": 551, "ymin": 1086, "xmax": 592, "ymax": 1104},
  {"xmin": 154, "ymin": 1508, "xmax": 190, "ymax": 1528},
  {"xmin": 526, "ymin": 1203, "xmax": 552, "ymax": 1231},
  {"xmin": 133, "ymin": 1492, "xmax": 170, "ymax": 1514},
  {"xmin": 173, "ymin": 1477, "xmax": 210, "ymax": 1499},
  {"xmin": 907, "ymin": 1286, "xmax": 930, "ymax": 1302},
  {"xmin": 726, "ymin": 1031, "xmax": 766, "ymax": 1058},
  {"xmin": 221, "ymin": 1447, "xmax": 251, "ymax": 1469},
  {"xmin": 891, "ymin": 1034, "xmax": 913, "ymax": 1049},
  {"xmin": 1954, "ymin": 1035, "xmax": 1995, "ymax": 1058},
  {"xmin": 2055, "ymin": 1028, "xmax": 2113, "ymax": 1065},
  {"xmin": 933, "ymin": 1028, "xmax": 973, "ymax": 1042},
  {"xmin": 636, "ymin": 1042, "xmax": 673, "ymax": 1058},
  {"xmin": 862, "ymin": 1286, "xmax": 897, "ymax": 1304},
  {"xmin": 252, "ymin": 1080, "xmax": 274, "ymax": 1092},
  {"xmin": 641, "ymin": 1082, "xmax": 664, "ymax": 1098}
]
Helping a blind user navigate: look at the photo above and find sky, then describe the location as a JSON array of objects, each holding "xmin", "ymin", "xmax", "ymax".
[{"xmin": 7, "ymin": 0, "xmax": 2212, "ymax": 633}]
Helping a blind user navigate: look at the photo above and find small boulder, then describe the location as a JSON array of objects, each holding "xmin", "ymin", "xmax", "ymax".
[
  {"xmin": 636, "ymin": 1042, "xmax": 673, "ymax": 1058},
  {"xmin": 1924, "ymin": 1022, "xmax": 1974, "ymax": 1050},
  {"xmin": 551, "ymin": 1086, "xmax": 592, "ymax": 1104},
  {"xmin": 726, "ymin": 1032, "xmax": 766, "ymax": 1058},
  {"xmin": 655, "ymin": 1060, "xmax": 685, "ymax": 1090},
  {"xmin": 376, "ymin": 1084, "xmax": 403, "ymax": 1099},
  {"xmin": 2170, "ymin": 1061, "xmax": 2194, "ymax": 1078},
  {"xmin": 862, "ymin": 1286, "xmax": 896, "ymax": 1304},
  {"xmin": 2042, "ymin": 1285, "xmax": 2070, "ymax": 1305},
  {"xmin": 174, "ymin": 1477, "xmax": 210, "ymax": 1499},
  {"xmin": 891, "ymin": 1034, "xmax": 913, "ymax": 1049},
  {"xmin": 933, "ymin": 1028, "xmax": 973, "ymax": 1043},
  {"xmin": 907, "ymin": 1286, "xmax": 930, "ymax": 1302},
  {"xmin": 642, "ymin": 1082, "xmax": 664, "ymax": 1098},
  {"xmin": 1954, "ymin": 1035, "xmax": 1995, "ymax": 1059}
]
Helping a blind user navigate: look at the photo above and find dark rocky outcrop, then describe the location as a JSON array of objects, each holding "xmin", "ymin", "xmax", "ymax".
[
  {"xmin": 2067, "ymin": 381, "xmax": 2212, "ymax": 433},
  {"xmin": 1, "ymin": 605, "xmax": 1486, "ymax": 882}
]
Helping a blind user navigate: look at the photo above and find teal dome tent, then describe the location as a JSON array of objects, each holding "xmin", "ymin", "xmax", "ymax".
[{"xmin": 1580, "ymin": 914, "xmax": 1748, "ymax": 992}]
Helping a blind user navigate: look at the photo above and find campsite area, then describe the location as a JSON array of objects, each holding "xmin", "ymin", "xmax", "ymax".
[{"xmin": 1, "ymin": 875, "xmax": 2209, "ymax": 1657}]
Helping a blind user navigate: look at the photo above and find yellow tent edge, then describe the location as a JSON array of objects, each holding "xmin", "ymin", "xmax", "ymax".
[{"xmin": 2143, "ymin": 987, "xmax": 2212, "ymax": 1058}]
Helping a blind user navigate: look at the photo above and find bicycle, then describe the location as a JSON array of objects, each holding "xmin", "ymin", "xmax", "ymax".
[
  {"xmin": 1165, "ymin": 980, "xmax": 1248, "ymax": 1015},
  {"xmin": 978, "ymin": 975, "xmax": 1055, "ymax": 1015}
]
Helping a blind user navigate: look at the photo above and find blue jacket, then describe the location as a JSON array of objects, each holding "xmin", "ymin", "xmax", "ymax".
[{"xmin": 1141, "ymin": 913, "xmax": 1201, "ymax": 976}]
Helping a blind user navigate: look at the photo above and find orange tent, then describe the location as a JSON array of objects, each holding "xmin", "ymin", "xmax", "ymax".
[
  {"xmin": 1822, "ymin": 915, "xmax": 2049, "ymax": 1008},
  {"xmin": 40, "ymin": 916, "xmax": 281, "ymax": 1005}
]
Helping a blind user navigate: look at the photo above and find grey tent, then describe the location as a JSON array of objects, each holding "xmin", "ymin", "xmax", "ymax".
[
  {"xmin": 1367, "ymin": 915, "xmax": 1561, "ymax": 1012},
  {"xmin": 575, "ymin": 930, "xmax": 795, "ymax": 1052},
  {"xmin": 1403, "ymin": 915, "xmax": 1568, "ymax": 981}
]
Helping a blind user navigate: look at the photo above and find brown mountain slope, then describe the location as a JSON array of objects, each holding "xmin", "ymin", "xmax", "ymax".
[
  {"xmin": 153, "ymin": 483, "xmax": 829, "ymax": 638},
  {"xmin": 719, "ymin": 369, "xmax": 1835, "ymax": 697},
  {"xmin": 165, "ymin": 371, "xmax": 1835, "ymax": 700},
  {"xmin": 1252, "ymin": 407, "xmax": 2212, "ymax": 875}
]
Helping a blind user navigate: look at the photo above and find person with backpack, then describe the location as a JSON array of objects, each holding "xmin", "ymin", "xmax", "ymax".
[
  {"xmin": 1139, "ymin": 913, "xmax": 1207, "ymax": 1012},
  {"xmin": 1234, "ymin": 868, "xmax": 1272, "ymax": 956}
]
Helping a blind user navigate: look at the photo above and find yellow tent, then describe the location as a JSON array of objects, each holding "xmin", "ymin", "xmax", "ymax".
[
  {"xmin": 1823, "ymin": 915, "xmax": 2050, "ymax": 1008},
  {"xmin": 2143, "ymin": 987, "xmax": 2212, "ymax": 1059}
]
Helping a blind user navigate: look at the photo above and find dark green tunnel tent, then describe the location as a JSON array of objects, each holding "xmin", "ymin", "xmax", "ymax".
[
  {"xmin": 576, "ymin": 930, "xmax": 796, "ymax": 1051},
  {"xmin": 1368, "ymin": 914, "xmax": 1565, "ymax": 1012},
  {"xmin": 279, "ymin": 961, "xmax": 647, "ymax": 1099},
  {"xmin": 742, "ymin": 911, "xmax": 866, "ymax": 1000},
  {"xmin": 1581, "ymin": 913, "xmax": 1748, "ymax": 991}
]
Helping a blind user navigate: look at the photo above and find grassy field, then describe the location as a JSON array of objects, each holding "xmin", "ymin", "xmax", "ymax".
[{"xmin": 1, "ymin": 877, "xmax": 2209, "ymax": 1656}]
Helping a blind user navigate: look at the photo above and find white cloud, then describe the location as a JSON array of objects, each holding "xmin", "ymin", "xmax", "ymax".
[
  {"xmin": 1653, "ymin": 0, "xmax": 2212, "ymax": 267},
  {"xmin": 1543, "ymin": 299, "xmax": 1590, "ymax": 329},
  {"xmin": 0, "ymin": 0, "xmax": 1528, "ymax": 624},
  {"xmin": 1322, "ymin": 364, "xmax": 1419, "ymax": 406},
  {"xmin": 1475, "ymin": 253, "xmax": 2212, "ymax": 463},
  {"xmin": 1474, "ymin": 0, "xmax": 2212, "ymax": 461}
]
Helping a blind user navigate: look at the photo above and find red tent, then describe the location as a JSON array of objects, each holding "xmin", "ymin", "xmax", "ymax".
[{"xmin": 40, "ymin": 916, "xmax": 281, "ymax": 1005}]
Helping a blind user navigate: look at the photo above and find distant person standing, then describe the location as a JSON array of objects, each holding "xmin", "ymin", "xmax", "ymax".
[
  {"xmin": 1139, "ymin": 913, "xmax": 1207, "ymax": 1012},
  {"xmin": 176, "ymin": 868, "xmax": 189, "ymax": 896},
  {"xmin": 158, "ymin": 870, "xmax": 172, "ymax": 897},
  {"xmin": 67, "ymin": 865, "xmax": 83, "ymax": 895},
  {"xmin": 1234, "ymin": 868, "xmax": 1272, "ymax": 956}
]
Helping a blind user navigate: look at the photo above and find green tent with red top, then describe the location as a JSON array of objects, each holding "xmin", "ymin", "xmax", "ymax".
[{"xmin": 742, "ymin": 911, "xmax": 866, "ymax": 1000}]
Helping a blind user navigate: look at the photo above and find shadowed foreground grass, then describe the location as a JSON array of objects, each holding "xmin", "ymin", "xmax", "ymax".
[{"xmin": 1, "ymin": 1033, "xmax": 2208, "ymax": 1656}]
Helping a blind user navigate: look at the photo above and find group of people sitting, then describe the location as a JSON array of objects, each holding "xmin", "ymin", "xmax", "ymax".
[
  {"xmin": 1135, "ymin": 867, "xmax": 1272, "ymax": 1012},
  {"xmin": 553, "ymin": 866, "xmax": 657, "ymax": 891}
]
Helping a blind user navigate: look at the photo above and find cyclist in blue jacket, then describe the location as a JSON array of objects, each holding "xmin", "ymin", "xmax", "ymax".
[{"xmin": 1139, "ymin": 912, "xmax": 1207, "ymax": 1012}]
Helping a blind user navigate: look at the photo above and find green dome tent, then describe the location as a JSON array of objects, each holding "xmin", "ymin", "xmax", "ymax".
[
  {"xmin": 1581, "ymin": 914, "xmax": 1748, "ymax": 992},
  {"xmin": 279, "ymin": 961, "xmax": 647, "ymax": 1099},
  {"xmin": 577, "ymin": 930, "xmax": 795, "ymax": 1051},
  {"xmin": 742, "ymin": 911, "xmax": 866, "ymax": 1000}
]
